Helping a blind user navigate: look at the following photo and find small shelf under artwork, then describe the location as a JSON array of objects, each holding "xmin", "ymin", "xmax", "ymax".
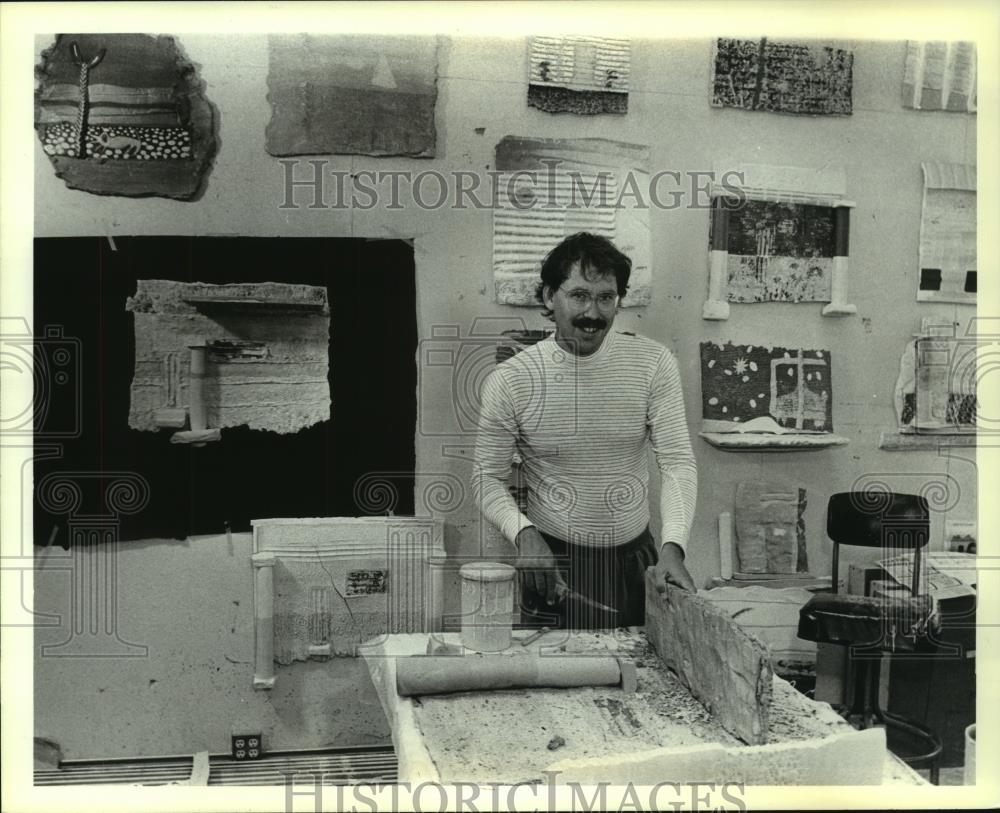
[
  {"xmin": 699, "ymin": 432, "xmax": 849, "ymax": 452},
  {"xmin": 183, "ymin": 296, "xmax": 327, "ymax": 313},
  {"xmin": 878, "ymin": 431, "xmax": 976, "ymax": 451}
]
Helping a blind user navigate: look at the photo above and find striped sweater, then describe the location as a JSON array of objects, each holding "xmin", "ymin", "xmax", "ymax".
[{"xmin": 472, "ymin": 329, "xmax": 698, "ymax": 551}]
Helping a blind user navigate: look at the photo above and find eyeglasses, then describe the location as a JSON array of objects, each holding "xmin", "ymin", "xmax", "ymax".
[{"xmin": 560, "ymin": 288, "xmax": 620, "ymax": 310}]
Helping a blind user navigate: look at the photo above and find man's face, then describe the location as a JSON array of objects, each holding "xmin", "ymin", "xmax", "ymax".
[{"xmin": 543, "ymin": 262, "xmax": 620, "ymax": 357}]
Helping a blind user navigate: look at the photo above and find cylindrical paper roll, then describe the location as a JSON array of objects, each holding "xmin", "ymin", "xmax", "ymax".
[
  {"xmin": 188, "ymin": 343, "xmax": 207, "ymax": 431},
  {"xmin": 719, "ymin": 512, "xmax": 733, "ymax": 580},
  {"xmin": 252, "ymin": 553, "xmax": 277, "ymax": 689},
  {"xmin": 395, "ymin": 654, "xmax": 623, "ymax": 696}
]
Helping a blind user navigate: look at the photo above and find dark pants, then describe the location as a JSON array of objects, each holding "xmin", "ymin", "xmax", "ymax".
[{"xmin": 520, "ymin": 527, "xmax": 658, "ymax": 629}]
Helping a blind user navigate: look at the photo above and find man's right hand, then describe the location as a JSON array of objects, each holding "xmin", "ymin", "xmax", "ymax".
[{"xmin": 514, "ymin": 526, "xmax": 566, "ymax": 605}]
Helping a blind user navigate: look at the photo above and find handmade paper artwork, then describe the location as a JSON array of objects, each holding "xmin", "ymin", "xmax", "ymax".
[
  {"xmin": 251, "ymin": 517, "xmax": 444, "ymax": 688},
  {"xmin": 903, "ymin": 41, "xmax": 977, "ymax": 112},
  {"xmin": 700, "ymin": 343, "xmax": 834, "ymax": 434},
  {"xmin": 918, "ymin": 163, "xmax": 976, "ymax": 304},
  {"xmin": 734, "ymin": 481, "xmax": 808, "ymax": 576},
  {"xmin": 894, "ymin": 319, "xmax": 977, "ymax": 435},
  {"xmin": 267, "ymin": 34, "xmax": 438, "ymax": 157},
  {"xmin": 35, "ymin": 34, "xmax": 216, "ymax": 199},
  {"xmin": 720, "ymin": 200, "xmax": 835, "ymax": 303},
  {"xmin": 711, "ymin": 38, "xmax": 853, "ymax": 116},
  {"xmin": 125, "ymin": 281, "xmax": 330, "ymax": 442},
  {"xmin": 704, "ymin": 163, "xmax": 854, "ymax": 320},
  {"xmin": 492, "ymin": 136, "xmax": 650, "ymax": 306},
  {"xmin": 527, "ymin": 36, "xmax": 630, "ymax": 115}
]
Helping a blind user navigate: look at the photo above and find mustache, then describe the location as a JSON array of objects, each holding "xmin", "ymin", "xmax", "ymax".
[{"xmin": 573, "ymin": 317, "xmax": 607, "ymax": 330}]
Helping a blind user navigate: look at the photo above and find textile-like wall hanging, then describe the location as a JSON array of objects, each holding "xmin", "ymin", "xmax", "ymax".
[
  {"xmin": 902, "ymin": 41, "xmax": 977, "ymax": 112},
  {"xmin": 267, "ymin": 34, "xmax": 438, "ymax": 157},
  {"xmin": 35, "ymin": 34, "xmax": 216, "ymax": 199},
  {"xmin": 492, "ymin": 136, "xmax": 650, "ymax": 306},
  {"xmin": 711, "ymin": 38, "xmax": 853, "ymax": 116},
  {"xmin": 704, "ymin": 163, "xmax": 855, "ymax": 320},
  {"xmin": 699, "ymin": 341, "xmax": 848, "ymax": 450},
  {"xmin": 527, "ymin": 35, "xmax": 630, "ymax": 115},
  {"xmin": 918, "ymin": 163, "xmax": 976, "ymax": 305}
]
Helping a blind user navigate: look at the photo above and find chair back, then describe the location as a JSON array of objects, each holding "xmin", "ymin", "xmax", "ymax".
[{"xmin": 827, "ymin": 492, "xmax": 929, "ymax": 595}]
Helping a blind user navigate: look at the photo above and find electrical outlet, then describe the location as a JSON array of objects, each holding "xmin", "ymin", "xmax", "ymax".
[{"xmin": 232, "ymin": 733, "xmax": 262, "ymax": 760}]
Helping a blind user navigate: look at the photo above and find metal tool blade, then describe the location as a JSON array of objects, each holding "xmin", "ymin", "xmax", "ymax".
[{"xmin": 558, "ymin": 587, "xmax": 618, "ymax": 615}]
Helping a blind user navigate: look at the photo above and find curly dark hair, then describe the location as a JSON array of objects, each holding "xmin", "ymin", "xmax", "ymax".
[{"xmin": 535, "ymin": 232, "xmax": 632, "ymax": 318}]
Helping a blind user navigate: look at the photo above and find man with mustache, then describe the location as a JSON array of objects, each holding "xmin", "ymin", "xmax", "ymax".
[{"xmin": 473, "ymin": 232, "xmax": 698, "ymax": 629}]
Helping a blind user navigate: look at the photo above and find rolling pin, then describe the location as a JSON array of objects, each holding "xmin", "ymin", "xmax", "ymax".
[{"xmin": 395, "ymin": 654, "xmax": 636, "ymax": 696}]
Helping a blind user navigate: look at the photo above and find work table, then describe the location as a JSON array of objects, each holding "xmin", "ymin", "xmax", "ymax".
[{"xmin": 361, "ymin": 629, "xmax": 926, "ymax": 786}]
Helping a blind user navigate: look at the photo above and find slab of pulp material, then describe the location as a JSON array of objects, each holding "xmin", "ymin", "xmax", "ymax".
[{"xmin": 363, "ymin": 632, "xmax": 920, "ymax": 785}]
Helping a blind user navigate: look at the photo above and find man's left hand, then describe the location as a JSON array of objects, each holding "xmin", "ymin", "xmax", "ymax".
[{"xmin": 654, "ymin": 542, "xmax": 696, "ymax": 593}]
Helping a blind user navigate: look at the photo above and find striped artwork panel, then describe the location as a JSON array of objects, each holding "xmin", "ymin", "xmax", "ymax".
[
  {"xmin": 528, "ymin": 35, "xmax": 630, "ymax": 114},
  {"xmin": 492, "ymin": 136, "xmax": 650, "ymax": 306}
]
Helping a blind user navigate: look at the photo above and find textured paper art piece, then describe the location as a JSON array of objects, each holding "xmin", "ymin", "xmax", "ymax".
[
  {"xmin": 267, "ymin": 34, "xmax": 438, "ymax": 157},
  {"xmin": 712, "ymin": 38, "xmax": 853, "ymax": 115},
  {"xmin": 493, "ymin": 136, "xmax": 650, "ymax": 306},
  {"xmin": 527, "ymin": 36, "xmax": 630, "ymax": 114},
  {"xmin": 721, "ymin": 200, "xmax": 835, "ymax": 303},
  {"xmin": 125, "ymin": 280, "xmax": 330, "ymax": 436},
  {"xmin": 734, "ymin": 480, "xmax": 808, "ymax": 575},
  {"xmin": 903, "ymin": 41, "xmax": 977, "ymax": 112},
  {"xmin": 700, "ymin": 342, "xmax": 834, "ymax": 434},
  {"xmin": 894, "ymin": 318, "xmax": 977, "ymax": 435},
  {"xmin": 918, "ymin": 163, "xmax": 976, "ymax": 304},
  {"xmin": 35, "ymin": 34, "xmax": 216, "ymax": 199},
  {"xmin": 704, "ymin": 163, "xmax": 854, "ymax": 320},
  {"xmin": 251, "ymin": 517, "xmax": 444, "ymax": 688}
]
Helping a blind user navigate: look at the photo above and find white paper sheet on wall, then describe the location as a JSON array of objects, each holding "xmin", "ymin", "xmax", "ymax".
[{"xmin": 918, "ymin": 162, "xmax": 977, "ymax": 304}]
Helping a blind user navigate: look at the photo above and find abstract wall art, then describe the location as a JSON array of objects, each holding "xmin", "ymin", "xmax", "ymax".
[
  {"xmin": 35, "ymin": 34, "xmax": 216, "ymax": 199},
  {"xmin": 492, "ymin": 136, "xmax": 650, "ymax": 306},
  {"xmin": 267, "ymin": 34, "xmax": 439, "ymax": 157},
  {"xmin": 699, "ymin": 342, "xmax": 847, "ymax": 450},
  {"xmin": 704, "ymin": 163, "xmax": 854, "ymax": 320},
  {"xmin": 893, "ymin": 318, "xmax": 978, "ymax": 436},
  {"xmin": 711, "ymin": 38, "xmax": 853, "ymax": 116},
  {"xmin": 527, "ymin": 35, "xmax": 630, "ymax": 115},
  {"xmin": 903, "ymin": 41, "xmax": 977, "ymax": 112},
  {"xmin": 918, "ymin": 163, "xmax": 977, "ymax": 304},
  {"xmin": 125, "ymin": 280, "xmax": 331, "ymax": 438},
  {"xmin": 734, "ymin": 480, "xmax": 808, "ymax": 576}
]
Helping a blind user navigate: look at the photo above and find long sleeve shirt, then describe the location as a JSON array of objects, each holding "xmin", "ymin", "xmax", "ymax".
[{"xmin": 472, "ymin": 329, "xmax": 698, "ymax": 551}]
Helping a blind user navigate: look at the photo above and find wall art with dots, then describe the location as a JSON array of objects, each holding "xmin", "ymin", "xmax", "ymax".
[
  {"xmin": 700, "ymin": 342, "xmax": 834, "ymax": 435},
  {"xmin": 35, "ymin": 34, "xmax": 216, "ymax": 200}
]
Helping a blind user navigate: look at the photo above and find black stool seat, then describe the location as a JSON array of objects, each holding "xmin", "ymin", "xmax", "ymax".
[
  {"xmin": 796, "ymin": 491, "xmax": 944, "ymax": 783},
  {"xmin": 798, "ymin": 593, "xmax": 937, "ymax": 649}
]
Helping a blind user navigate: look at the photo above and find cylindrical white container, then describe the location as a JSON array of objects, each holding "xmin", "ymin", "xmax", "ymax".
[
  {"xmin": 459, "ymin": 562, "xmax": 516, "ymax": 652},
  {"xmin": 964, "ymin": 723, "xmax": 976, "ymax": 785}
]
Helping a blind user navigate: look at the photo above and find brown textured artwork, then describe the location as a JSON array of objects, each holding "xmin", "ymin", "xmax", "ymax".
[
  {"xmin": 35, "ymin": 34, "xmax": 216, "ymax": 199},
  {"xmin": 712, "ymin": 38, "xmax": 853, "ymax": 116},
  {"xmin": 267, "ymin": 34, "xmax": 438, "ymax": 157},
  {"xmin": 527, "ymin": 36, "xmax": 630, "ymax": 115}
]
